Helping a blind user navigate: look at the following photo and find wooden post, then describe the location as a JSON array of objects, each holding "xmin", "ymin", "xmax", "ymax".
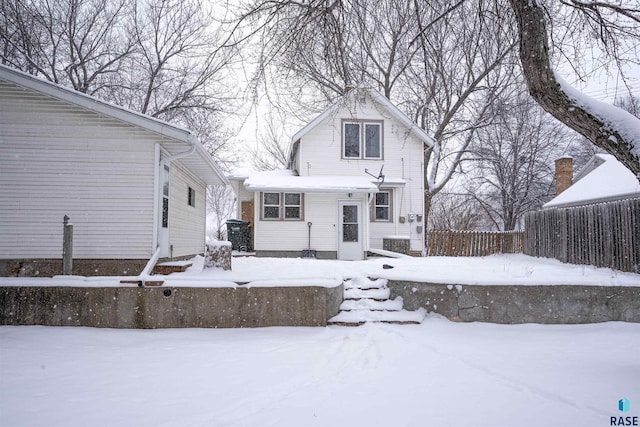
[{"xmin": 63, "ymin": 215, "xmax": 73, "ymax": 275}]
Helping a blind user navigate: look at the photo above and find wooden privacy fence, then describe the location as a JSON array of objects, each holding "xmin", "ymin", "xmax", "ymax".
[
  {"xmin": 524, "ymin": 198, "xmax": 640, "ymax": 273},
  {"xmin": 428, "ymin": 230, "xmax": 525, "ymax": 257}
]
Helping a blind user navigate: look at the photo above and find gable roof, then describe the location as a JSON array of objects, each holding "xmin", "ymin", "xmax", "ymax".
[
  {"xmin": 544, "ymin": 154, "xmax": 640, "ymax": 209},
  {"xmin": 290, "ymin": 86, "xmax": 435, "ymax": 148},
  {"xmin": 0, "ymin": 64, "xmax": 228, "ymax": 186}
]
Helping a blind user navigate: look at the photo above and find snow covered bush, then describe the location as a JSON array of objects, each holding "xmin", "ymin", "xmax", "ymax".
[{"xmin": 204, "ymin": 241, "xmax": 232, "ymax": 271}]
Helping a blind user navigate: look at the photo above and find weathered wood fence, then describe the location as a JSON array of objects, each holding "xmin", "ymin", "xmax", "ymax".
[
  {"xmin": 524, "ymin": 198, "xmax": 640, "ymax": 273},
  {"xmin": 427, "ymin": 230, "xmax": 525, "ymax": 257}
]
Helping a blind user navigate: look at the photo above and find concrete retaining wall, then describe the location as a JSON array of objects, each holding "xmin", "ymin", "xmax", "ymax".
[
  {"xmin": 388, "ymin": 281, "xmax": 640, "ymax": 323},
  {"xmin": 0, "ymin": 284, "xmax": 343, "ymax": 328}
]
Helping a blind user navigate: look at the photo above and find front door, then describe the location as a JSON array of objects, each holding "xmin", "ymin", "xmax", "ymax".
[{"xmin": 338, "ymin": 200, "xmax": 364, "ymax": 260}]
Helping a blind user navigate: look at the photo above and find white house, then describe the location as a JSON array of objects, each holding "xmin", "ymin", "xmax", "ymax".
[
  {"xmin": 230, "ymin": 87, "xmax": 434, "ymax": 260},
  {"xmin": 544, "ymin": 154, "xmax": 640, "ymax": 209},
  {"xmin": 0, "ymin": 64, "xmax": 228, "ymax": 276}
]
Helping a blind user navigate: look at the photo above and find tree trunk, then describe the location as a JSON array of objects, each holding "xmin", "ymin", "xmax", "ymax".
[
  {"xmin": 508, "ymin": 0, "xmax": 640, "ymax": 179},
  {"xmin": 424, "ymin": 191, "xmax": 433, "ymax": 248}
]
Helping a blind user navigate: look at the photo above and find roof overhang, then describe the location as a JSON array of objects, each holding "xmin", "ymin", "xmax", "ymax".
[
  {"xmin": 0, "ymin": 64, "xmax": 228, "ymax": 186},
  {"xmin": 243, "ymin": 171, "xmax": 379, "ymax": 193},
  {"xmin": 290, "ymin": 86, "xmax": 435, "ymax": 149}
]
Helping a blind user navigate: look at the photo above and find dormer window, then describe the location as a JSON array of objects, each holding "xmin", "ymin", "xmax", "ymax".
[{"xmin": 342, "ymin": 120, "xmax": 383, "ymax": 159}]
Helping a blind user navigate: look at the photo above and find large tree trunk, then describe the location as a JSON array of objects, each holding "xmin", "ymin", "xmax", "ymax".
[{"xmin": 508, "ymin": 0, "xmax": 640, "ymax": 179}]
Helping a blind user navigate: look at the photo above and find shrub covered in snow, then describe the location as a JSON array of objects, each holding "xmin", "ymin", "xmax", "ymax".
[{"xmin": 204, "ymin": 241, "xmax": 232, "ymax": 271}]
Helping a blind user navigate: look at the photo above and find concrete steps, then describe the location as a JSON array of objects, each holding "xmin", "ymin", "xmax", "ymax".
[{"xmin": 329, "ymin": 277, "xmax": 426, "ymax": 326}]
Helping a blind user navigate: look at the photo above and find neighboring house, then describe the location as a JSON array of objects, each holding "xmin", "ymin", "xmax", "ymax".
[
  {"xmin": 544, "ymin": 154, "xmax": 640, "ymax": 209},
  {"xmin": 0, "ymin": 64, "xmax": 228, "ymax": 277},
  {"xmin": 230, "ymin": 87, "xmax": 434, "ymax": 260}
]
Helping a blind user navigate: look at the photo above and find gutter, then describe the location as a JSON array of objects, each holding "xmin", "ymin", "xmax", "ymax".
[{"xmin": 163, "ymin": 134, "xmax": 198, "ymax": 164}]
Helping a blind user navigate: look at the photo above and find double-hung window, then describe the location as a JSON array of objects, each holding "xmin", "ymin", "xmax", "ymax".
[
  {"xmin": 263, "ymin": 193, "xmax": 280, "ymax": 219},
  {"xmin": 262, "ymin": 192, "xmax": 303, "ymax": 220},
  {"xmin": 284, "ymin": 193, "xmax": 302, "ymax": 219},
  {"xmin": 343, "ymin": 120, "xmax": 383, "ymax": 159},
  {"xmin": 373, "ymin": 189, "xmax": 392, "ymax": 222}
]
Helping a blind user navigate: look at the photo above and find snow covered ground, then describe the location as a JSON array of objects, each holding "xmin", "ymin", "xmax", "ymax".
[
  {"xmin": 2, "ymin": 254, "xmax": 637, "ymax": 288},
  {"xmin": 1, "ymin": 319, "xmax": 638, "ymax": 427},
  {"xmin": 200, "ymin": 254, "xmax": 640, "ymax": 287}
]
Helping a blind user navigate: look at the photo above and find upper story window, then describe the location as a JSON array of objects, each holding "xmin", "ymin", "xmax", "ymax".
[
  {"xmin": 343, "ymin": 120, "xmax": 383, "ymax": 160},
  {"xmin": 262, "ymin": 192, "xmax": 303, "ymax": 220}
]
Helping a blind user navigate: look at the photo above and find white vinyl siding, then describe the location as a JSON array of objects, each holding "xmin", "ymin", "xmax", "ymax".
[
  {"xmin": 169, "ymin": 162, "xmax": 207, "ymax": 258},
  {"xmin": 254, "ymin": 193, "xmax": 368, "ymax": 252},
  {"xmin": 0, "ymin": 80, "xmax": 156, "ymax": 259},
  {"xmin": 297, "ymin": 92, "xmax": 425, "ymax": 252}
]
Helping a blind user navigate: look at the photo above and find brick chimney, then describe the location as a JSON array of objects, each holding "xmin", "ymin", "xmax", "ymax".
[{"xmin": 555, "ymin": 157, "xmax": 573, "ymax": 195}]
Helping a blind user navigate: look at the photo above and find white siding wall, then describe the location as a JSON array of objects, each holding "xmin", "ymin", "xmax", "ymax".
[
  {"xmin": 254, "ymin": 192, "xmax": 368, "ymax": 252},
  {"xmin": 297, "ymin": 93, "xmax": 425, "ymax": 252},
  {"xmin": 168, "ymin": 162, "xmax": 206, "ymax": 257},
  {"xmin": 0, "ymin": 80, "xmax": 158, "ymax": 259}
]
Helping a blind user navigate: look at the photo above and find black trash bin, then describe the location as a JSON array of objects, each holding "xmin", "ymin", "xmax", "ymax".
[{"xmin": 226, "ymin": 219, "xmax": 252, "ymax": 252}]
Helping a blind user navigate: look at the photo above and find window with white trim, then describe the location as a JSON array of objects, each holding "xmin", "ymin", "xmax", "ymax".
[
  {"xmin": 284, "ymin": 193, "xmax": 302, "ymax": 219},
  {"xmin": 261, "ymin": 192, "xmax": 303, "ymax": 220},
  {"xmin": 342, "ymin": 120, "xmax": 383, "ymax": 159},
  {"xmin": 373, "ymin": 189, "xmax": 392, "ymax": 221},
  {"xmin": 262, "ymin": 192, "xmax": 281, "ymax": 219}
]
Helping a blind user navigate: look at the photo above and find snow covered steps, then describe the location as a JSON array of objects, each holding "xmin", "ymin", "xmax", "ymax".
[{"xmin": 328, "ymin": 277, "xmax": 426, "ymax": 326}]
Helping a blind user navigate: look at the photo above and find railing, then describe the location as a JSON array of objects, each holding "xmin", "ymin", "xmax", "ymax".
[
  {"xmin": 427, "ymin": 230, "xmax": 524, "ymax": 257},
  {"xmin": 524, "ymin": 197, "xmax": 640, "ymax": 273}
]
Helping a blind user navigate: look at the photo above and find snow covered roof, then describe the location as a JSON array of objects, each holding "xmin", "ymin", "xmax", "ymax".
[
  {"xmin": 290, "ymin": 86, "xmax": 435, "ymax": 148},
  {"xmin": 0, "ymin": 64, "xmax": 228, "ymax": 186},
  {"xmin": 544, "ymin": 154, "xmax": 640, "ymax": 209},
  {"xmin": 243, "ymin": 170, "xmax": 379, "ymax": 193}
]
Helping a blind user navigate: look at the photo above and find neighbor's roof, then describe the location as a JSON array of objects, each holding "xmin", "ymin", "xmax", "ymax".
[
  {"xmin": 243, "ymin": 170, "xmax": 379, "ymax": 193},
  {"xmin": 290, "ymin": 86, "xmax": 435, "ymax": 147},
  {"xmin": 0, "ymin": 64, "xmax": 227, "ymax": 186},
  {"xmin": 544, "ymin": 154, "xmax": 640, "ymax": 208}
]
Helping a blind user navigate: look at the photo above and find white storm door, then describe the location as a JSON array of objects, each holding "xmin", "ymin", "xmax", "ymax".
[{"xmin": 338, "ymin": 200, "xmax": 364, "ymax": 260}]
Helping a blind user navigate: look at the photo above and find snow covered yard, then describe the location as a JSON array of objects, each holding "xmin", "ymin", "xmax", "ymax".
[
  {"xmin": 1, "ymin": 254, "xmax": 637, "ymax": 288},
  {"xmin": 172, "ymin": 253, "xmax": 640, "ymax": 287},
  {"xmin": 1, "ymin": 319, "xmax": 638, "ymax": 427}
]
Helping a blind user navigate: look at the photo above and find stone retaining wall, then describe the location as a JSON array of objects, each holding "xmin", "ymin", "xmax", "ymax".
[
  {"xmin": 0, "ymin": 284, "xmax": 343, "ymax": 328},
  {"xmin": 388, "ymin": 281, "xmax": 640, "ymax": 323}
]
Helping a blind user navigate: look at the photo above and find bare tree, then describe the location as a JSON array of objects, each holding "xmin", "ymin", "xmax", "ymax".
[
  {"xmin": 508, "ymin": 0, "xmax": 640, "ymax": 178},
  {"xmin": 236, "ymin": 0, "xmax": 519, "ymax": 236},
  {"xmin": 428, "ymin": 192, "xmax": 488, "ymax": 231},
  {"xmin": 246, "ymin": 111, "xmax": 291, "ymax": 171},
  {"xmin": 615, "ymin": 94, "xmax": 640, "ymax": 119},
  {"xmin": 467, "ymin": 89, "xmax": 573, "ymax": 230},
  {"xmin": 207, "ymin": 185, "xmax": 236, "ymax": 241},
  {"xmin": 1, "ymin": 0, "xmax": 240, "ymax": 163},
  {"xmin": 408, "ymin": 0, "xmax": 519, "ymax": 231},
  {"xmin": 1, "ymin": 0, "xmax": 135, "ymax": 94}
]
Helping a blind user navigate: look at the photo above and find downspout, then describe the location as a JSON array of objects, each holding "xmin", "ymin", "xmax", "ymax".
[
  {"xmin": 152, "ymin": 143, "xmax": 161, "ymax": 251},
  {"xmin": 146, "ymin": 135, "xmax": 198, "ymax": 282},
  {"xmin": 137, "ymin": 246, "xmax": 162, "ymax": 287},
  {"xmin": 163, "ymin": 134, "xmax": 198, "ymax": 164}
]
